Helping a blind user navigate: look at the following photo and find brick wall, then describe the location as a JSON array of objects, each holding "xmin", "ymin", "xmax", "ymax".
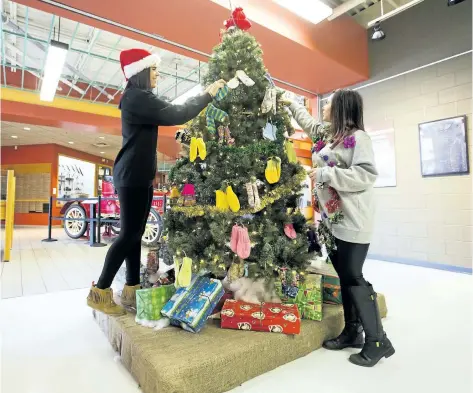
[{"xmin": 359, "ymin": 54, "xmax": 472, "ymax": 269}]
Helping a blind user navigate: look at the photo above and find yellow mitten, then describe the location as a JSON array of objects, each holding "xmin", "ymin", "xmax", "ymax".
[
  {"xmin": 215, "ymin": 190, "xmax": 229, "ymax": 211},
  {"xmin": 177, "ymin": 257, "xmax": 192, "ymax": 288},
  {"xmin": 196, "ymin": 137, "xmax": 207, "ymax": 160},
  {"xmin": 274, "ymin": 157, "xmax": 282, "ymax": 180},
  {"xmin": 226, "ymin": 185, "xmax": 241, "ymax": 212},
  {"xmin": 170, "ymin": 186, "xmax": 180, "ymax": 199},
  {"xmin": 189, "ymin": 137, "xmax": 198, "ymax": 162},
  {"xmin": 285, "ymin": 140, "xmax": 297, "ymax": 164}
]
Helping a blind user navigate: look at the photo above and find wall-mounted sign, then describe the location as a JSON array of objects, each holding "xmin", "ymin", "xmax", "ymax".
[
  {"xmin": 57, "ymin": 155, "xmax": 96, "ymax": 199},
  {"xmin": 368, "ymin": 129, "xmax": 397, "ymax": 188}
]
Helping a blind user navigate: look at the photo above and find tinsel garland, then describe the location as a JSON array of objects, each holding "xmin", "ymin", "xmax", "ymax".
[{"xmin": 171, "ymin": 170, "xmax": 306, "ymax": 218}]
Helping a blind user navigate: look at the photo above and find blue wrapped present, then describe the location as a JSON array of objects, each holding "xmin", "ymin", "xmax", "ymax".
[{"xmin": 161, "ymin": 276, "xmax": 224, "ymax": 333}]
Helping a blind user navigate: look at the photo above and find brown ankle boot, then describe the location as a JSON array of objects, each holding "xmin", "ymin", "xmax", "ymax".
[
  {"xmin": 87, "ymin": 282, "xmax": 126, "ymax": 316},
  {"xmin": 121, "ymin": 284, "xmax": 141, "ymax": 308}
]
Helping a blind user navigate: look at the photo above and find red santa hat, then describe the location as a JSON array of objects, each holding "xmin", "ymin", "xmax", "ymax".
[{"xmin": 119, "ymin": 48, "xmax": 161, "ymax": 80}]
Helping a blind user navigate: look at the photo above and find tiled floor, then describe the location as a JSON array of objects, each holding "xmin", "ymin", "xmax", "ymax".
[
  {"xmin": 0, "ymin": 226, "xmax": 148, "ymax": 299},
  {"xmin": 0, "ymin": 227, "xmax": 472, "ymax": 393}
]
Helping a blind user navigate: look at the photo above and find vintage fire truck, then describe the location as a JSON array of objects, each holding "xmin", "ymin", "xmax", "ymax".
[{"xmin": 60, "ymin": 176, "xmax": 166, "ymax": 247}]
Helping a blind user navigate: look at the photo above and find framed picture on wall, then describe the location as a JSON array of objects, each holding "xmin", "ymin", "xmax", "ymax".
[{"xmin": 418, "ymin": 116, "xmax": 469, "ymax": 177}]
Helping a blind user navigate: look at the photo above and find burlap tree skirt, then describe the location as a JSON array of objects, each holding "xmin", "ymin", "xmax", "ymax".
[{"xmin": 94, "ymin": 295, "xmax": 387, "ymax": 393}]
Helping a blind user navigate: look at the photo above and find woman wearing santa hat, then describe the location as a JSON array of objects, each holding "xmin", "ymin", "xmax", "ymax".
[{"xmin": 87, "ymin": 48, "xmax": 226, "ymax": 315}]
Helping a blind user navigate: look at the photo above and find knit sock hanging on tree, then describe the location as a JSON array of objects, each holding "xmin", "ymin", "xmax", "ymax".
[{"xmin": 164, "ymin": 6, "xmax": 313, "ymax": 279}]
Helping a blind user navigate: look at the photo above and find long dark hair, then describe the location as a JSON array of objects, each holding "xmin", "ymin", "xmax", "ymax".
[
  {"xmin": 126, "ymin": 68, "xmax": 151, "ymax": 90},
  {"xmin": 330, "ymin": 89, "xmax": 365, "ymax": 147}
]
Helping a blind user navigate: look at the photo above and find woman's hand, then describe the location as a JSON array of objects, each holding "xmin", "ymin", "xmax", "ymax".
[
  {"xmin": 205, "ymin": 79, "xmax": 227, "ymax": 97},
  {"xmin": 307, "ymin": 167, "xmax": 318, "ymax": 183}
]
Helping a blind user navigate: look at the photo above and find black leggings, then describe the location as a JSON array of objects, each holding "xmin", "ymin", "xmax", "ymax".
[
  {"xmin": 96, "ymin": 186, "xmax": 153, "ymax": 289},
  {"xmin": 330, "ymin": 237, "xmax": 370, "ymax": 323}
]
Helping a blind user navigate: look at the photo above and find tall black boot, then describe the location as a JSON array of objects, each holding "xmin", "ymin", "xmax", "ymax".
[
  {"xmin": 348, "ymin": 284, "xmax": 395, "ymax": 367},
  {"xmin": 323, "ymin": 286, "xmax": 364, "ymax": 350}
]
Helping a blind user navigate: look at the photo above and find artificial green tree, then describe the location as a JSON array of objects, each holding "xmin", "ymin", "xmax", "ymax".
[{"xmin": 164, "ymin": 27, "xmax": 313, "ymax": 280}]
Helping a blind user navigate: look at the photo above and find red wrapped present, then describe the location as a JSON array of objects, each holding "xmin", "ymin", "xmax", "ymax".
[{"xmin": 220, "ymin": 299, "xmax": 301, "ymax": 335}]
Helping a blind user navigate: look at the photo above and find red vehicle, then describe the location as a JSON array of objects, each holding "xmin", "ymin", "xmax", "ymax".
[{"xmin": 60, "ymin": 176, "xmax": 166, "ymax": 247}]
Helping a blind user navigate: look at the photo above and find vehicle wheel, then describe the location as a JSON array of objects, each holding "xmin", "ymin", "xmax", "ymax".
[
  {"xmin": 110, "ymin": 221, "xmax": 121, "ymax": 235},
  {"xmin": 141, "ymin": 208, "xmax": 163, "ymax": 247},
  {"xmin": 64, "ymin": 204, "xmax": 88, "ymax": 239}
]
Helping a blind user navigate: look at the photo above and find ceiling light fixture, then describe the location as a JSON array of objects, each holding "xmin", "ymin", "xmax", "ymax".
[
  {"xmin": 24, "ymin": 127, "xmax": 31, "ymax": 131},
  {"xmin": 99, "ymin": 136, "xmax": 105, "ymax": 139},
  {"xmin": 371, "ymin": 22, "xmax": 386, "ymax": 41},
  {"xmin": 68, "ymin": 141, "xmax": 74, "ymax": 144},
  {"xmin": 11, "ymin": 135, "xmax": 18, "ymax": 139},
  {"xmin": 447, "ymin": 0, "xmax": 466, "ymax": 5},
  {"xmin": 367, "ymin": 0, "xmax": 424, "ymax": 27},
  {"xmin": 172, "ymin": 84, "xmax": 203, "ymax": 105},
  {"xmin": 100, "ymin": 151, "xmax": 105, "ymax": 154},
  {"xmin": 40, "ymin": 40, "xmax": 69, "ymax": 102},
  {"xmin": 273, "ymin": 0, "xmax": 333, "ymax": 25}
]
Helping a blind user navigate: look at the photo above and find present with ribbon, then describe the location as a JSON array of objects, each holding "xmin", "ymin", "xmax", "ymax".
[
  {"xmin": 307, "ymin": 263, "xmax": 342, "ymax": 305},
  {"xmin": 161, "ymin": 276, "xmax": 224, "ymax": 333},
  {"xmin": 275, "ymin": 270, "xmax": 323, "ymax": 321},
  {"xmin": 220, "ymin": 299, "xmax": 301, "ymax": 335},
  {"xmin": 135, "ymin": 285, "xmax": 176, "ymax": 326}
]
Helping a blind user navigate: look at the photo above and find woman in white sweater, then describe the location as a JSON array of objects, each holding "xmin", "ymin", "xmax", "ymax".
[{"xmin": 285, "ymin": 90, "xmax": 395, "ymax": 367}]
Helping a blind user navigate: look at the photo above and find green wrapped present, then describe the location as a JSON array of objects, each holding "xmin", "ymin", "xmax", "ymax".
[
  {"xmin": 323, "ymin": 274, "xmax": 342, "ymax": 305},
  {"xmin": 276, "ymin": 273, "xmax": 323, "ymax": 321},
  {"xmin": 136, "ymin": 285, "xmax": 176, "ymax": 323}
]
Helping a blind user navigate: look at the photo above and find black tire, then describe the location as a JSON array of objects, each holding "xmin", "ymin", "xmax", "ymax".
[
  {"xmin": 141, "ymin": 208, "xmax": 163, "ymax": 247},
  {"xmin": 63, "ymin": 204, "xmax": 88, "ymax": 239}
]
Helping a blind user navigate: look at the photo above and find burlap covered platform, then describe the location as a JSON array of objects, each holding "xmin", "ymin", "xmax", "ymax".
[{"xmin": 94, "ymin": 294, "xmax": 387, "ymax": 393}]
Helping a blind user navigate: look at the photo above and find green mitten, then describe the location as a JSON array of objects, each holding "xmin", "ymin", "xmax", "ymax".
[
  {"xmin": 214, "ymin": 85, "xmax": 229, "ymax": 101},
  {"xmin": 206, "ymin": 104, "xmax": 229, "ymax": 134}
]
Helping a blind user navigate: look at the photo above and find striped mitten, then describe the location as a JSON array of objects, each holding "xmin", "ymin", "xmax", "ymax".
[
  {"xmin": 206, "ymin": 104, "xmax": 228, "ymax": 134},
  {"xmin": 214, "ymin": 85, "xmax": 229, "ymax": 101}
]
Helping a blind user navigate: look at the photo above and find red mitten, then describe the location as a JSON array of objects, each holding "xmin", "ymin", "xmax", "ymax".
[
  {"xmin": 236, "ymin": 226, "xmax": 251, "ymax": 260},
  {"xmin": 284, "ymin": 224, "xmax": 297, "ymax": 240},
  {"xmin": 230, "ymin": 225, "xmax": 240, "ymax": 254}
]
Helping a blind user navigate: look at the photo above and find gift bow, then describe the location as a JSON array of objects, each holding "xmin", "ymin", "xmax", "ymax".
[{"xmin": 224, "ymin": 7, "xmax": 252, "ymax": 31}]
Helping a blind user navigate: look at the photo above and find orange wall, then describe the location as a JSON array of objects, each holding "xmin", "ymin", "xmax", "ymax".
[{"xmin": 1, "ymin": 144, "xmax": 113, "ymax": 225}]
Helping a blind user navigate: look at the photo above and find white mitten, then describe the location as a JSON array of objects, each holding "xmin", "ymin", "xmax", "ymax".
[{"xmin": 236, "ymin": 70, "xmax": 255, "ymax": 86}]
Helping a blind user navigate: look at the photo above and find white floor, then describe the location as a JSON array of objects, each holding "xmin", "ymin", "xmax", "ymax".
[{"xmin": 1, "ymin": 228, "xmax": 472, "ymax": 393}]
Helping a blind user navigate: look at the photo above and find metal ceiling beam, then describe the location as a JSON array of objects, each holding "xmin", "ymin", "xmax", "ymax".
[
  {"xmin": 4, "ymin": 41, "xmax": 86, "ymax": 95},
  {"xmin": 93, "ymin": 66, "xmax": 122, "ymax": 102},
  {"xmin": 80, "ymin": 36, "xmax": 122, "ymax": 100},
  {"xmin": 328, "ymin": 0, "xmax": 367, "ymax": 20},
  {"xmin": 4, "ymin": 19, "xmax": 114, "ymax": 100},
  {"xmin": 1, "ymin": 3, "xmax": 7, "ymax": 86},
  {"xmin": 20, "ymin": 7, "xmax": 28, "ymax": 89},
  {"xmin": 160, "ymin": 62, "xmax": 205, "ymax": 97}
]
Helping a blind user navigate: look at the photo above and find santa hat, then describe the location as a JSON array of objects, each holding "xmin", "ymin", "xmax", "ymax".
[{"xmin": 119, "ymin": 48, "xmax": 161, "ymax": 80}]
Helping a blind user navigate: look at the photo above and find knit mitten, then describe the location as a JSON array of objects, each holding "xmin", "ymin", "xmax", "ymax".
[
  {"xmin": 189, "ymin": 137, "xmax": 198, "ymax": 162},
  {"xmin": 218, "ymin": 126, "xmax": 225, "ymax": 144},
  {"xmin": 224, "ymin": 126, "xmax": 235, "ymax": 145},
  {"xmin": 226, "ymin": 185, "xmax": 240, "ymax": 213},
  {"xmin": 206, "ymin": 104, "xmax": 228, "ymax": 134},
  {"xmin": 262, "ymin": 122, "xmax": 277, "ymax": 141},
  {"xmin": 230, "ymin": 225, "xmax": 240, "ymax": 253},
  {"xmin": 285, "ymin": 140, "xmax": 297, "ymax": 164},
  {"xmin": 284, "ymin": 224, "xmax": 297, "ymax": 240},
  {"xmin": 227, "ymin": 77, "xmax": 239, "ymax": 89},
  {"xmin": 214, "ymin": 85, "xmax": 229, "ymax": 101},
  {"xmin": 196, "ymin": 137, "xmax": 207, "ymax": 160},
  {"xmin": 236, "ymin": 227, "xmax": 251, "ymax": 260},
  {"xmin": 177, "ymin": 257, "xmax": 192, "ymax": 288},
  {"xmin": 252, "ymin": 182, "xmax": 261, "ymax": 209},
  {"xmin": 215, "ymin": 190, "xmax": 230, "ymax": 212},
  {"xmin": 236, "ymin": 70, "xmax": 255, "ymax": 86},
  {"xmin": 245, "ymin": 182, "xmax": 255, "ymax": 208}
]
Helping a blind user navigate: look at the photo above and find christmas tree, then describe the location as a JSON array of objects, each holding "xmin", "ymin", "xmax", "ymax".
[{"xmin": 164, "ymin": 11, "xmax": 313, "ymax": 281}]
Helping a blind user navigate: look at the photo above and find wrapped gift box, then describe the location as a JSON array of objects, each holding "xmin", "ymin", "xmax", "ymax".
[
  {"xmin": 275, "ymin": 270, "xmax": 323, "ymax": 321},
  {"xmin": 221, "ymin": 300, "xmax": 301, "ymax": 335},
  {"xmin": 161, "ymin": 276, "xmax": 224, "ymax": 333},
  {"xmin": 307, "ymin": 264, "xmax": 342, "ymax": 305},
  {"xmin": 136, "ymin": 285, "xmax": 176, "ymax": 323}
]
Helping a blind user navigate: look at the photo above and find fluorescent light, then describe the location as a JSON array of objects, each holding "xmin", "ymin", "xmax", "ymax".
[
  {"xmin": 40, "ymin": 40, "xmax": 69, "ymax": 102},
  {"xmin": 274, "ymin": 0, "xmax": 333, "ymax": 25},
  {"xmin": 100, "ymin": 151, "xmax": 105, "ymax": 154},
  {"xmin": 99, "ymin": 136, "xmax": 105, "ymax": 139},
  {"xmin": 172, "ymin": 84, "xmax": 203, "ymax": 105},
  {"xmin": 11, "ymin": 135, "xmax": 18, "ymax": 139},
  {"xmin": 24, "ymin": 127, "xmax": 31, "ymax": 131},
  {"xmin": 367, "ymin": 0, "xmax": 424, "ymax": 27},
  {"xmin": 68, "ymin": 141, "xmax": 74, "ymax": 144}
]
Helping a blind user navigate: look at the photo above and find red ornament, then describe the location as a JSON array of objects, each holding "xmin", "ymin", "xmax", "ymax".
[{"xmin": 224, "ymin": 7, "xmax": 252, "ymax": 31}]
